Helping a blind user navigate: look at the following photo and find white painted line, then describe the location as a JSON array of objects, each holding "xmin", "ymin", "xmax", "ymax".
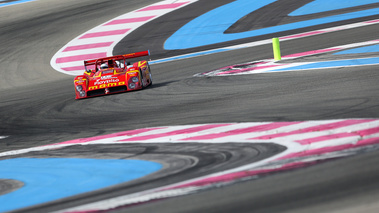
[
  {"xmin": 2, "ymin": 119, "xmax": 378, "ymax": 212},
  {"xmin": 195, "ymin": 39, "xmax": 379, "ymax": 76},
  {"xmin": 50, "ymin": 0, "xmax": 199, "ymax": 76},
  {"xmin": 0, "ymin": 0, "xmax": 37, "ymax": 8},
  {"xmin": 150, "ymin": 19, "xmax": 379, "ymax": 65},
  {"xmin": 50, "ymin": 0, "xmax": 379, "ymax": 76}
]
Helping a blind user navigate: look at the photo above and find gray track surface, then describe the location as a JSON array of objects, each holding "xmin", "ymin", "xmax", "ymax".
[
  {"xmin": 1, "ymin": 0, "xmax": 379, "ymax": 212},
  {"xmin": 0, "ymin": 179, "xmax": 23, "ymax": 196}
]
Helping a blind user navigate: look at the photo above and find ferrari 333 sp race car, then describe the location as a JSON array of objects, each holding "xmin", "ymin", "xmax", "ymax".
[{"xmin": 74, "ymin": 50, "xmax": 152, "ymax": 99}]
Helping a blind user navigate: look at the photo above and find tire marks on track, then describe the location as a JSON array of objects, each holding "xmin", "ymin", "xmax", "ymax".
[
  {"xmin": 54, "ymin": 119, "xmax": 379, "ymax": 213},
  {"xmin": 1, "ymin": 119, "xmax": 379, "ymax": 212},
  {"xmin": 0, "ymin": 143, "xmax": 283, "ymax": 212}
]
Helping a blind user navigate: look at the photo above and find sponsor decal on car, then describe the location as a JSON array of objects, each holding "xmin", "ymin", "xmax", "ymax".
[
  {"xmin": 88, "ymin": 81, "xmax": 126, "ymax": 90},
  {"xmin": 100, "ymin": 75, "xmax": 113, "ymax": 80},
  {"xmin": 74, "ymin": 79, "xmax": 86, "ymax": 84},
  {"xmin": 138, "ymin": 61, "xmax": 147, "ymax": 67},
  {"xmin": 94, "ymin": 78, "xmax": 120, "ymax": 85}
]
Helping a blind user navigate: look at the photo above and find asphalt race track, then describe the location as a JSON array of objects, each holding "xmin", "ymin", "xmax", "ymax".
[{"xmin": 1, "ymin": 0, "xmax": 379, "ymax": 212}]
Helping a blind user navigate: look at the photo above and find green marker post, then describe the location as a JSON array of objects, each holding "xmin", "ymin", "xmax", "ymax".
[{"xmin": 272, "ymin": 38, "xmax": 281, "ymax": 61}]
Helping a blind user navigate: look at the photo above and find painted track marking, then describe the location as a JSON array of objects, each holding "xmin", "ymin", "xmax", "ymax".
[
  {"xmin": 2, "ymin": 119, "xmax": 379, "ymax": 212},
  {"xmin": 51, "ymin": 0, "xmax": 379, "ymax": 75},
  {"xmin": 164, "ymin": 0, "xmax": 379, "ymax": 49},
  {"xmin": 289, "ymin": 0, "xmax": 379, "ymax": 16},
  {"xmin": 0, "ymin": 0, "xmax": 36, "ymax": 8},
  {"xmin": 3, "ymin": 0, "xmax": 377, "ymax": 211},
  {"xmin": 152, "ymin": 20, "xmax": 379, "ymax": 65},
  {"xmin": 195, "ymin": 39, "xmax": 379, "ymax": 76},
  {"xmin": 0, "ymin": 158, "xmax": 162, "ymax": 213},
  {"xmin": 50, "ymin": 0, "xmax": 198, "ymax": 76},
  {"xmin": 15, "ymin": 119, "xmax": 377, "ymax": 212}
]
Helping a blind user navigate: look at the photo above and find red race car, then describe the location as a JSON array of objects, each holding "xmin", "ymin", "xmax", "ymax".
[{"xmin": 74, "ymin": 50, "xmax": 152, "ymax": 99}]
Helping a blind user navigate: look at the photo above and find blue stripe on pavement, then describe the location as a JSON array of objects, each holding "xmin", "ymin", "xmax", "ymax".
[
  {"xmin": 289, "ymin": 0, "xmax": 379, "ymax": 16},
  {"xmin": 150, "ymin": 48, "xmax": 229, "ymax": 64},
  {"xmin": 0, "ymin": 0, "xmax": 36, "ymax": 8},
  {"xmin": 0, "ymin": 158, "xmax": 162, "ymax": 212},
  {"xmin": 164, "ymin": 0, "xmax": 379, "ymax": 50},
  {"xmin": 334, "ymin": 44, "xmax": 379, "ymax": 55}
]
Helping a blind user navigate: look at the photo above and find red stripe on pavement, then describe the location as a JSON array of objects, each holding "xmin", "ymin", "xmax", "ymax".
[
  {"xmin": 252, "ymin": 120, "xmax": 372, "ymax": 140},
  {"xmin": 296, "ymin": 126, "xmax": 379, "ymax": 145},
  {"xmin": 137, "ymin": 2, "xmax": 188, "ymax": 11},
  {"xmin": 295, "ymin": 132, "xmax": 358, "ymax": 145},
  {"xmin": 356, "ymin": 126, "xmax": 379, "ymax": 136},
  {"xmin": 79, "ymin": 29, "xmax": 130, "ymax": 39},
  {"xmin": 278, "ymin": 144, "xmax": 356, "ymax": 160},
  {"xmin": 105, "ymin": 16, "xmax": 156, "ymax": 25},
  {"xmin": 182, "ymin": 122, "xmax": 301, "ymax": 141},
  {"xmin": 56, "ymin": 52, "xmax": 107, "ymax": 63},
  {"xmin": 169, "ymin": 161, "xmax": 311, "ymax": 188},
  {"xmin": 281, "ymin": 31, "xmax": 325, "ymax": 40},
  {"xmin": 303, "ymin": 144, "xmax": 355, "ymax": 157},
  {"xmin": 365, "ymin": 19, "xmax": 379, "ymax": 23},
  {"xmin": 282, "ymin": 48, "xmax": 341, "ymax": 58},
  {"xmin": 216, "ymin": 64, "xmax": 284, "ymax": 75},
  {"xmin": 63, "ymin": 42, "xmax": 113, "ymax": 52},
  {"xmin": 120, "ymin": 124, "xmax": 231, "ymax": 142},
  {"xmin": 357, "ymin": 137, "xmax": 379, "ymax": 146},
  {"xmin": 61, "ymin": 66, "xmax": 85, "ymax": 71},
  {"xmin": 53, "ymin": 127, "xmax": 165, "ymax": 145}
]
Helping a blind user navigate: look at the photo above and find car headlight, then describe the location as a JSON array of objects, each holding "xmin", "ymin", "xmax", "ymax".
[
  {"xmin": 129, "ymin": 83, "xmax": 136, "ymax": 89},
  {"xmin": 131, "ymin": 76, "xmax": 139, "ymax": 83},
  {"xmin": 76, "ymin": 85, "xmax": 86, "ymax": 97},
  {"xmin": 76, "ymin": 85, "xmax": 83, "ymax": 92}
]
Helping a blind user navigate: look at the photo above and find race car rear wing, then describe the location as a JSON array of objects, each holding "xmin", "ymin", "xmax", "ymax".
[
  {"xmin": 122, "ymin": 50, "xmax": 150, "ymax": 60},
  {"xmin": 84, "ymin": 50, "xmax": 150, "ymax": 66}
]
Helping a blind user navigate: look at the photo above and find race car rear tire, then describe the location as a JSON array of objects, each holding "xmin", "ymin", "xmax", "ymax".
[
  {"xmin": 148, "ymin": 72, "xmax": 152, "ymax": 86},
  {"xmin": 148, "ymin": 64, "xmax": 152, "ymax": 86},
  {"xmin": 139, "ymin": 68, "xmax": 146, "ymax": 88}
]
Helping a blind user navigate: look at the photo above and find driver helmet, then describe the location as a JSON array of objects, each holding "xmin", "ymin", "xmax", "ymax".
[
  {"xmin": 100, "ymin": 63, "xmax": 108, "ymax": 69},
  {"xmin": 115, "ymin": 60, "xmax": 121, "ymax": 68}
]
